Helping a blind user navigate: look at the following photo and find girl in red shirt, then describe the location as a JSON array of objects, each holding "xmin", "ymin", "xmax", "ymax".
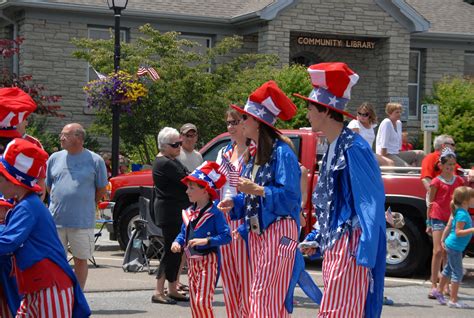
[{"xmin": 427, "ymin": 149, "xmax": 465, "ymax": 299}]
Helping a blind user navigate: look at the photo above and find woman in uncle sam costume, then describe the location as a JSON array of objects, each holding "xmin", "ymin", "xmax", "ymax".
[
  {"xmin": 219, "ymin": 80, "xmax": 321, "ymax": 317},
  {"xmin": 215, "ymin": 108, "xmax": 253, "ymax": 318},
  {"xmin": 0, "ymin": 138, "xmax": 90, "ymax": 317},
  {"xmin": 294, "ymin": 62, "xmax": 386, "ymax": 318},
  {"xmin": 172, "ymin": 161, "xmax": 231, "ymax": 318}
]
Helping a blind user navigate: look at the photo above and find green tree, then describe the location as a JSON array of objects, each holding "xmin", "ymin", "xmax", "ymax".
[
  {"xmin": 72, "ymin": 24, "xmax": 311, "ymax": 164},
  {"xmin": 425, "ymin": 77, "xmax": 474, "ymax": 166}
]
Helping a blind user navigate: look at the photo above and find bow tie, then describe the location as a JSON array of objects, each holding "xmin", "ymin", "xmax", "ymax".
[{"xmin": 188, "ymin": 209, "xmax": 200, "ymax": 222}]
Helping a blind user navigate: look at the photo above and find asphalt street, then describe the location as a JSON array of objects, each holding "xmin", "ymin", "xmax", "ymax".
[{"xmin": 83, "ymin": 235, "xmax": 474, "ymax": 317}]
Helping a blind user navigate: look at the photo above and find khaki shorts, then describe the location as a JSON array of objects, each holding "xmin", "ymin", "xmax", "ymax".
[{"xmin": 57, "ymin": 228, "xmax": 95, "ymax": 260}]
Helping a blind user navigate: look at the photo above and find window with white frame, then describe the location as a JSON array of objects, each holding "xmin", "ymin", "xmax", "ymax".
[
  {"xmin": 408, "ymin": 50, "xmax": 421, "ymax": 118},
  {"xmin": 465, "ymin": 51, "xmax": 474, "ymax": 77}
]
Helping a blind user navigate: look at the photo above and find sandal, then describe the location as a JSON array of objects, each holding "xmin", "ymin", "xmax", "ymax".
[
  {"xmin": 428, "ymin": 288, "xmax": 437, "ymax": 300},
  {"xmin": 168, "ymin": 293, "xmax": 190, "ymax": 302},
  {"xmin": 178, "ymin": 284, "xmax": 190, "ymax": 292},
  {"xmin": 151, "ymin": 294, "xmax": 177, "ymax": 305}
]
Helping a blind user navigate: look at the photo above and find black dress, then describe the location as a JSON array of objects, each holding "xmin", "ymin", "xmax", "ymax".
[{"xmin": 152, "ymin": 155, "xmax": 189, "ymax": 282}]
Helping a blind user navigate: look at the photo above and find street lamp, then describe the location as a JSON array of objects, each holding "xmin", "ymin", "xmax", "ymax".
[{"xmin": 107, "ymin": 0, "xmax": 128, "ymax": 177}]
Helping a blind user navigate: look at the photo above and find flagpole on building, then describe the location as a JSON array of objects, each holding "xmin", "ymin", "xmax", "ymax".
[{"xmin": 107, "ymin": 0, "xmax": 128, "ymax": 177}]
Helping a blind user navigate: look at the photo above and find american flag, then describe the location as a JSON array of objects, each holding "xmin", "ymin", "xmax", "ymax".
[
  {"xmin": 92, "ymin": 67, "xmax": 106, "ymax": 80},
  {"xmin": 385, "ymin": 206, "xmax": 394, "ymax": 227},
  {"xmin": 137, "ymin": 66, "xmax": 160, "ymax": 81},
  {"xmin": 278, "ymin": 236, "xmax": 298, "ymax": 258},
  {"xmin": 217, "ymin": 144, "xmax": 241, "ymax": 187}
]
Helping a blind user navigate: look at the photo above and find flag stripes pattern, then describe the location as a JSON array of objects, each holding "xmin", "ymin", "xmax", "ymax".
[
  {"xmin": 318, "ymin": 228, "xmax": 369, "ymax": 318},
  {"xmin": 188, "ymin": 252, "xmax": 218, "ymax": 318},
  {"xmin": 220, "ymin": 218, "xmax": 252, "ymax": 318},
  {"xmin": 248, "ymin": 218, "xmax": 298, "ymax": 318},
  {"xmin": 16, "ymin": 286, "xmax": 74, "ymax": 318}
]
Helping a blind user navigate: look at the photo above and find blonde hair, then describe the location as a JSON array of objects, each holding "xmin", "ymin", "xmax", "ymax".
[
  {"xmin": 385, "ymin": 102, "xmax": 402, "ymax": 115},
  {"xmin": 450, "ymin": 186, "xmax": 474, "ymax": 216}
]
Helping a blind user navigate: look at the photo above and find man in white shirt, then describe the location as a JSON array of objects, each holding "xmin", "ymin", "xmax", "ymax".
[{"xmin": 177, "ymin": 123, "xmax": 203, "ymax": 172}]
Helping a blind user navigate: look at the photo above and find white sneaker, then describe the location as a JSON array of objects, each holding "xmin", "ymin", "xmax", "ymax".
[{"xmin": 447, "ymin": 301, "xmax": 469, "ymax": 309}]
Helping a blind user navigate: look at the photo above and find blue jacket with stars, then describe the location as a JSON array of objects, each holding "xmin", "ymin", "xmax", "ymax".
[
  {"xmin": 0, "ymin": 193, "xmax": 91, "ymax": 317},
  {"xmin": 305, "ymin": 128, "xmax": 386, "ymax": 318},
  {"xmin": 232, "ymin": 140, "xmax": 302, "ymax": 230},
  {"xmin": 174, "ymin": 203, "xmax": 231, "ymax": 252}
]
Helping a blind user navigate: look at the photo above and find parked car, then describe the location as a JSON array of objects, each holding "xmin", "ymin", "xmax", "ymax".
[{"xmin": 100, "ymin": 129, "xmax": 473, "ymax": 277}]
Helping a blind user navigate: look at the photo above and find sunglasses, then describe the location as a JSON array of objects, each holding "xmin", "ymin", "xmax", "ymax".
[
  {"xmin": 445, "ymin": 142, "xmax": 456, "ymax": 147},
  {"xmin": 168, "ymin": 141, "xmax": 183, "ymax": 148},
  {"xmin": 357, "ymin": 112, "xmax": 369, "ymax": 117},
  {"xmin": 182, "ymin": 133, "xmax": 197, "ymax": 138},
  {"xmin": 226, "ymin": 119, "xmax": 241, "ymax": 126}
]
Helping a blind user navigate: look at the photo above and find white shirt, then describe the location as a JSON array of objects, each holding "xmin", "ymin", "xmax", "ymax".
[
  {"xmin": 347, "ymin": 119, "xmax": 376, "ymax": 148},
  {"xmin": 376, "ymin": 118, "xmax": 402, "ymax": 155}
]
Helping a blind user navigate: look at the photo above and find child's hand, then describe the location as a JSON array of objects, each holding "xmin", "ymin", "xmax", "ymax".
[
  {"xmin": 426, "ymin": 226, "xmax": 432, "ymax": 236},
  {"xmin": 232, "ymin": 229, "xmax": 241, "ymax": 240},
  {"xmin": 441, "ymin": 241, "xmax": 447, "ymax": 250},
  {"xmin": 188, "ymin": 238, "xmax": 209, "ymax": 247},
  {"xmin": 171, "ymin": 242, "xmax": 182, "ymax": 253},
  {"xmin": 217, "ymin": 198, "xmax": 234, "ymax": 213},
  {"xmin": 301, "ymin": 247, "xmax": 317, "ymax": 256}
]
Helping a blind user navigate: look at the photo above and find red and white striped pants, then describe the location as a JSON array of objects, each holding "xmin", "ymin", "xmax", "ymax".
[
  {"xmin": 16, "ymin": 285, "xmax": 74, "ymax": 318},
  {"xmin": 0, "ymin": 286, "xmax": 13, "ymax": 318},
  {"xmin": 248, "ymin": 218, "xmax": 298, "ymax": 318},
  {"xmin": 318, "ymin": 228, "xmax": 369, "ymax": 318},
  {"xmin": 188, "ymin": 252, "xmax": 218, "ymax": 318},
  {"xmin": 220, "ymin": 218, "xmax": 252, "ymax": 318}
]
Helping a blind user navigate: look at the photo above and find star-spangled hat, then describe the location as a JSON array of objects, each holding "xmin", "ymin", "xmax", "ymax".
[
  {"xmin": 231, "ymin": 80, "xmax": 297, "ymax": 131},
  {"xmin": 293, "ymin": 62, "xmax": 359, "ymax": 119},
  {"xmin": 0, "ymin": 195, "xmax": 13, "ymax": 208},
  {"xmin": 440, "ymin": 147, "xmax": 456, "ymax": 159},
  {"xmin": 0, "ymin": 138, "xmax": 48, "ymax": 192},
  {"xmin": 0, "ymin": 87, "xmax": 37, "ymax": 138},
  {"xmin": 181, "ymin": 161, "xmax": 226, "ymax": 200}
]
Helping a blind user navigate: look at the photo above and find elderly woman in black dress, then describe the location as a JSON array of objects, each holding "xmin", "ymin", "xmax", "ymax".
[{"xmin": 151, "ymin": 127, "xmax": 190, "ymax": 305}]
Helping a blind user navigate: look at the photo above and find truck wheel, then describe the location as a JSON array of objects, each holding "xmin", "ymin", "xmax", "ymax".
[
  {"xmin": 117, "ymin": 203, "xmax": 140, "ymax": 250},
  {"xmin": 385, "ymin": 217, "xmax": 428, "ymax": 277}
]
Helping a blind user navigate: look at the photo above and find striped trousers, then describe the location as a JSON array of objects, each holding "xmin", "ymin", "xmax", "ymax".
[
  {"xmin": 16, "ymin": 285, "xmax": 74, "ymax": 318},
  {"xmin": 188, "ymin": 252, "xmax": 218, "ymax": 318},
  {"xmin": 0, "ymin": 286, "xmax": 13, "ymax": 318},
  {"xmin": 221, "ymin": 218, "xmax": 252, "ymax": 318},
  {"xmin": 318, "ymin": 228, "xmax": 369, "ymax": 318},
  {"xmin": 248, "ymin": 218, "xmax": 298, "ymax": 318}
]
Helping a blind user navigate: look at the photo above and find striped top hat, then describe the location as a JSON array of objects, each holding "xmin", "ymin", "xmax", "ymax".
[
  {"xmin": 0, "ymin": 87, "xmax": 37, "ymax": 138},
  {"xmin": 231, "ymin": 80, "xmax": 297, "ymax": 131},
  {"xmin": 294, "ymin": 62, "xmax": 359, "ymax": 119},
  {"xmin": 0, "ymin": 138, "xmax": 48, "ymax": 192},
  {"xmin": 181, "ymin": 161, "xmax": 226, "ymax": 200}
]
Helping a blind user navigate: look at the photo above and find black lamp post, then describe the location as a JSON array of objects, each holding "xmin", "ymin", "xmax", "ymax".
[{"xmin": 107, "ymin": 0, "xmax": 128, "ymax": 177}]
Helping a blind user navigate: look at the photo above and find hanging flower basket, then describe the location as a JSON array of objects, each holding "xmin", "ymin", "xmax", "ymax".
[{"xmin": 84, "ymin": 71, "xmax": 148, "ymax": 112}]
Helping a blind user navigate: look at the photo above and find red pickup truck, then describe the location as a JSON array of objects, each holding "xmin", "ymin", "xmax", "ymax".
[{"xmin": 101, "ymin": 129, "xmax": 473, "ymax": 277}]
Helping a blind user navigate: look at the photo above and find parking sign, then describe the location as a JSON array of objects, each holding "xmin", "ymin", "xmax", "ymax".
[{"xmin": 421, "ymin": 104, "xmax": 439, "ymax": 132}]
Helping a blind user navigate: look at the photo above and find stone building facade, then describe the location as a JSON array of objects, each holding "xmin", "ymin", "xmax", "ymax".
[{"xmin": 0, "ymin": 0, "xmax": 472, "ymax": 146}]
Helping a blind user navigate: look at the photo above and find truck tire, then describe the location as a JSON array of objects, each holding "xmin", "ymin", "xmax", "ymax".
[
  {"xmin": 117, "ymin": 203, "xmax": 140, "ymax": 250},
  {"xmin": 386, "ymin": 217, "xmax": 428, "ymax": 277}
]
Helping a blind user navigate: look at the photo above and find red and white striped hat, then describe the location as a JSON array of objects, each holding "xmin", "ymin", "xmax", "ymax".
[
  {"xmin": 181, "ymin": 161, "xmax": 227, "ymax": 200},
  {"xmin": 294, "ymin": 62, "xmax": 359, "ymax": 119},
  {"xmin": 0, "ymin": 87, "xmax": 37, "ymax": 138},
  {"xmin": 231, "ymin": 80, "xmax": 297, "ymax": 131},
  {"xmin": 0, "ymin": 138, "xmax": 48, "ymax": 192}
]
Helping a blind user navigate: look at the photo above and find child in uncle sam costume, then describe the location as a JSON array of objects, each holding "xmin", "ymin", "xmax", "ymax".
[
  {"xmin": 0, "ymin": 196, "xmax": 19, "ymax": 318},
  {"xmin": 0, "ymin": 138, "xmax": 90, "ymax": 317},
  {"xmin": 219, "ymin": 80, "xmax": 321, "ymax": 318},
  {"xmin": 171, "ymin": 161, "xmax": 231, "ymax": 318},
  {"xmin": 295, "ymin": 62, "xmax": 386, "ymax": 318}
]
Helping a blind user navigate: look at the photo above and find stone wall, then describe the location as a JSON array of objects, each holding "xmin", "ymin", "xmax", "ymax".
[
  {"xmin": 263, "ymin": 0, "xmax": 411, "ymax": 123},
  {"xmin": 18, "ymin": 14, "xmax": 90, "ymax": 135}
]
